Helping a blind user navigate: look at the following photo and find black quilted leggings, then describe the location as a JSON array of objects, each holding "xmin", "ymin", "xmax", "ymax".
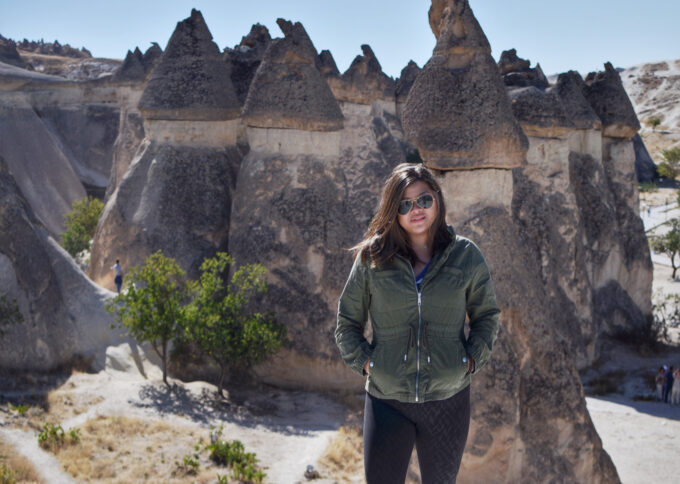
[{"xmin": 363, "ymin": 385, "xmax": 470, "ymax": 484}]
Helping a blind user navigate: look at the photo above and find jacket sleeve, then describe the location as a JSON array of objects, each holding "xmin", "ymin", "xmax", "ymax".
[
  {"xmin": 335, "ymin": 255, "xmax": 373, "ymax": 376},
  {"xmin": 465, "ymin": 249, "xmax": 500, "ymax": 373}
]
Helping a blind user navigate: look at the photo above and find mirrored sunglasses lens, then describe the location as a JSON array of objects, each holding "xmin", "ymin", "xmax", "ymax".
[
  {"xmin": 398, "ymin": 200, "xmax": 413, "ymax": 215},
  {"xmin": 417, "ymin": 194, "xmax": 434, "ymax": 209}
]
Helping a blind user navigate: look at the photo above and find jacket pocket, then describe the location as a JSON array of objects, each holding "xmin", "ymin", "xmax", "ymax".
[
  {"xmin": 368, "ymin": 329, "xmax": 411, "ymax": 396},
  {"xmin": 424, "ymin": 324, "xmax": 468, "ymax": 394}
]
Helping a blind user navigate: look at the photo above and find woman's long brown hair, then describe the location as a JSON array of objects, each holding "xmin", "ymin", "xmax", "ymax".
[{"xmin": 353, "ymin": 163, "xmax": 452, "ymax": 267}]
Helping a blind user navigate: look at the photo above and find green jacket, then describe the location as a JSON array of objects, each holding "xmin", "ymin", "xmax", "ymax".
[{"xmin": 335, "ymin": 231, "xmax": 500, "ymax": 403}]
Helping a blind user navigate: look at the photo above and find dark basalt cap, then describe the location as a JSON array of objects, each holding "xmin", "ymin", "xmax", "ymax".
[
  {"xmin": 498, "ymin": 50, "xmax": 549, "ymax": 89},
  {"xmin": 554, "ymin": 71, "xmax": 602, "ymax": 130},
  {"xmin": 138, "ymin": 9, "xmax": 240, "ymax": 121},
  {"xmin": 142, "ymin": 43, "xmax": 163, "ymax": 73},
  {"xmin": 583, "ymin": 62, "xmax": 640, "ymax": 138},
  {"xmin": 112, "ymin": 48, "xmax": 145, "ymax": 82},
  {"xmin": 318, "ymin": 50, "xmax": 340, "ymax": 77},
  {"xmin": 242, "ymin": 18, "xmax": 343, "ymax": 131},
  {"xmin": 396, "ymin": 60, "xmax": 421, "ymax": 103},
  {"xmin": 328, "ymin": 44, "xmax": 395, "ymax": 104},
  {"xmin": 403, "ymin": 0, "xmax": 527, "ymax": 170},
  {"xmin": 224, "ymin": 24, "xmax": 271, "ymax": 105}
]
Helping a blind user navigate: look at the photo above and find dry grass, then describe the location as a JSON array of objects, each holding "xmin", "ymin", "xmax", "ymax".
[
  {"xmin": 46, "ymin": 390, "xmax": 103, "ymax": 422},
  {"xmin": 318, "ymin": 425, "xmax": 363, "ymax": 481},
  {"xmin": 49, "ymin": 415, "xmax": 220, "ymax": 483},
  {"xmin": 0, "ymin": 436, "xmax": 43, "ymax": 483}
]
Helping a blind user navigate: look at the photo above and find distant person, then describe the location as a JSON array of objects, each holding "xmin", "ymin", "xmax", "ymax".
[
  {"xmin": 111, "ymin": 259, "xmax": 123, "ymax": 294},
  {"xmin": 671, "ymin": 367, "xmax": 680, "ymax": 407},
  {"xmin": 665, "ymin": 365, "xmax": 675, "ymax": 404},
  {"xmin": 656, "ymin": 366, "xmax": 665, "ymax": 401}
]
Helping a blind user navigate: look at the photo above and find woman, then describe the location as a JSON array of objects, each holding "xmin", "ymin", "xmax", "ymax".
[{"xmin": 336, "ymin": 163, "xmax": 500, "ymax": 483}]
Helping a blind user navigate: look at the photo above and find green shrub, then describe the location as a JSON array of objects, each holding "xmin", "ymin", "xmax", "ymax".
[
  {"xmin": 639, "ymin": 182, "xmax": 658, "ymax": 193},
  {"xmin": 8, "ymin": 403, "xmax": 28, "ymax": 415},
  {"xmin": 0, "ymin": 462, "xmax": 16, "ymax": 484},
  {"xmin": 60, "ymin": 196, "xmax": 104, "ymax": 257},
  {"xmin": 174, "ymin": 453, "xmax": 200, "ymax": 476},
  {"xmin": 37, "ymin": 423, "xmax": 80, "ymax": 451},
  {"xmin": 206, "ymin": 439, "xmax": 265, "ymax": 483}
]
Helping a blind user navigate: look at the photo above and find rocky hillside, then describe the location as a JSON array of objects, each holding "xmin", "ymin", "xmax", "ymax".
[{"xmin": 620, "ymin": 59, "xmax": 680, "ymax": 158}]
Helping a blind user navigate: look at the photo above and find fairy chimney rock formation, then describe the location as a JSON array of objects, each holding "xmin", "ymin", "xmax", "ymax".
[
  {"xmin": 583, "ymin": 62, "xmax": 641, "ymax": 139},
  {"xmin": 326, "ymin": 44, "xmax": 396, "ymax": 106},
  {"xmin": 242, "ymin": 19, "xmax": 343, "ymax": 133},
  {"xmin": 403, "ymin": 0, "xmax": 528, "ymax": 170},
  {"xmin": 138, "ymin": 9, "xmax": 240, "ymax": 122},
  {"xmin": 224, "ymin": 24, "xmax": 271, "ymax": 105},
  {"xmin": 554, "ymin": 71, "xmax": 602, "ymax": 131}
]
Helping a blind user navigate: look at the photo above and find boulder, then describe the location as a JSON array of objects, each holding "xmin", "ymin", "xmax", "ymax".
[
  {"xmin": 0, "ymin": 157, "xmax": 120, "ymax": 371},
  {"xmin": 242, "ymin": 19, "xmax": 343, "ymax": 131},
  {"xmin": 138, "ymin": 9, "xmax": 240, "ymax": 120},
  {"xmin": 632, "ymin": 133, "xmax": 657, "ymax": 182},
  {"xmin": 583, "ymin": 62, "xmax": 640, "ymax": 139},
  {"xmin": 224, "ymin": 24, "xmax": 271, "ymax": 105},
  {"xmin": 326, "ymin": 44, "xmax": 396, "ymax": 105},
  {"xmin": 402, "ymin": 0, "xmax": 527, "ymax": 170}
]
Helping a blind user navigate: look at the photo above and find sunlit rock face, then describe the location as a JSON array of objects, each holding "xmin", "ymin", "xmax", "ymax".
[
  {"xmin": 402, "ymin": 0, "xmax": 528, "ymax": 170},
  {"xmin": 89, "ymin": 9, "xmax": 246, "ymax": 291},
  {"xmin": 400, "ymin": 1, "xmax": 633, "ymax": 482},
  {"xmin": 0, "ymin": 157, "xmax": 120, "ymax": 371},
  {"xmin": 230, "ymin": 18, "xmax": 406, "ymax": 388},
  {"xmin": 242, "ymin": 19, "xmax": 343, "ymax": 131}
]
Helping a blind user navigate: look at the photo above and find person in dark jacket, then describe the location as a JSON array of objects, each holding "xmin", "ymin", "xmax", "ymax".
[{"xmin": 336, "ymin": 163, "xmax": 500, "ymax": 483}]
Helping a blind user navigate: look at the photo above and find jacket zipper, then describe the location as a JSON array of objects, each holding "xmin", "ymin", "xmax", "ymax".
[
  {"xmin": 403, "ymin": 328, "xmax": 412, "ymax": 366},
  {"xmin": 416, "ymin": 291, "xmax": 422, "ymax": 401}
]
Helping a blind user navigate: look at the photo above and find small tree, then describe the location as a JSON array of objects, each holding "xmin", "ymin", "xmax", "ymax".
[
  {"xmin": 106, "ymin": 250, "xmax": 188, "ymax": 387},
  {"xmin": 646, "ymin": 116, "xmax": 661, "ymax": 132},
  {"xmin": 657, "ymin": 147, "xmax": 680, "ymax": 181},
  {"xmin": 61, "ymin": 196, "xmax": 104, "ymax": 257},
  {"xmin": 183, "ymin": 253, "xmax": 286, "ymax": 397},
  {"xmin": 651, "ymin": 218, "xmax": 680, "ymax": 279},
  {"xmin": 0, "ymin": 294, "xmax": 23, "ymax": 336}
]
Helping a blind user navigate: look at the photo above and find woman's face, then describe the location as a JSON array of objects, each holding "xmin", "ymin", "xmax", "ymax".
[{"xmin": 397, "ymin": 180, "xmax": 437, "ymax": 241}]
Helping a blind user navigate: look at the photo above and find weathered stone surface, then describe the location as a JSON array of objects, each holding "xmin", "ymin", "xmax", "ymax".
[
  {"xmin": 403, "ymin": 0, "xmax": 527, "ymax": 170},
  {"xmin": 498, "ymin": 49, "xmax": 548, "ymax": 89},
  {"xmin": 583, "ymin": 62, "xmax": 641, "ymax": 139},
  {"xmin": 498, "ymin": 48, "xmax": 530, "ymax": 74},
  {"xmin": 107, "ymin": 105, "xmax": 145, "ymax": 198},
  {"xmin": 88, "ymin": 142, "xmax": 244, "ymax": 289},
  {"xmin": 453, "ymin": 208, "xmax": 618, "ymax": 483},
  {"xmin": 36, "ymin": 103, "xmax": 120, "ymax": 194},
  {"xmin": 112, "ymin": 48, "xmax": 145, "ymax": 82},
  {"xmin": 0, "ymin": 36, "xmax": 29, "ymax": 69},
  {"xmin": 0, "ymin": 96, "xmax": 86, "ymax": 235},
  {"xmin": 138, "ymin": 9, "xmax": 240, "ymax": 120},
  {"xmin": 395, "ymin": 60, "xmax": 420, "ymax": 104},
  {"xmin": 232, "ymin": 103, "xmax": 406, "ymax": 388},
  {"xmin": 141, "ymin": 43, "xmax": 163, "ymax": 73},
  {"xmin": 317, "ymin": 49, "xmax": 340, "ymax": 77},
  {"xmin": 0, "ymin": 157, "xmax": 121, "ymax": 371},
  {"xmin": 632, "ymin": 133, "xmax": 657, "ymax": 182},
  {"xmin": 224, "ymin": 24, "xmax": 271, "ymax": 105},
  {"xmin": 326, "ymin": 44, "xmax": 395, "ymax": 104},
  {"xmin": 508, "ymin": 86, "xmax": 572, "ymax": 137},
  {"xmin": 554, "ymin": 71, "xmax": 602, "ymax": 130},
  {"xmin": 242, "ymin": 19, "xmax": 343, "ymax": 131}
]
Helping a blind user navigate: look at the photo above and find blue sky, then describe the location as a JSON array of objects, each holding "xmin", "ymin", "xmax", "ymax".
[{"xmin": 2, "ymin": 0, "xmax": 679, "ymax": 78}]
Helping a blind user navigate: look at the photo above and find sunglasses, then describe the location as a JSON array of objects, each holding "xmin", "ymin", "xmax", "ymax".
[{"xmin": 398, "ymin": 194, "xmax": 434, "ymax": 215}]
